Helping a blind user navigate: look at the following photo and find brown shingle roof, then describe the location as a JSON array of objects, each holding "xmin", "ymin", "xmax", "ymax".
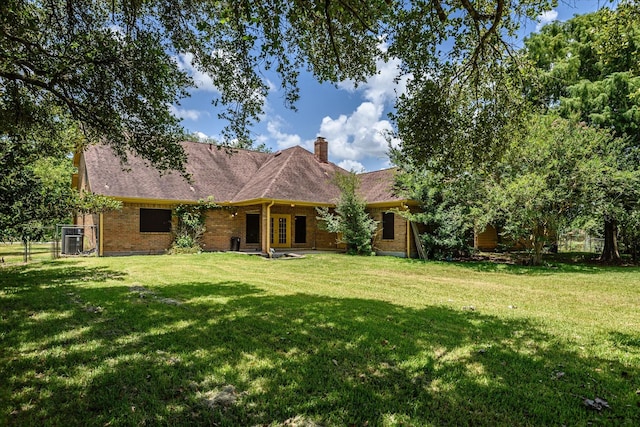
[
  {"xmin": 231, "ymin": 146, "xmax": 345, "ymax": 204},
  {"xmin": 82, "ymin": 141, "xmax": 402, "ymax": 205},
  {"xmin": 357, "ymin": 168, "xmax": 403, "ymax": 204},
  {"xmin": 83, "ymin": 142, "xmax": 268, "ymax": 202}
]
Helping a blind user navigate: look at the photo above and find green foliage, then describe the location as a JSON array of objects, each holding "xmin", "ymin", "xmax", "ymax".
[
  {"xmin": 0, "ymin": 118, "xmax": 121, "ymax": 247},
  {"xmin": 170, "ymin": 198, "xmax": 219, "ymax": 254},
  {"xmin": 316, "ymin": 173, "xmax": 377, "ymax": 255},
  {"xmin": 390, "ymin": 0, "xmax": 558, "ymax": 172},
  {"xmin": 73, "ymin": 192, "xmax": 122, "ymax": 215},
  {"xmin": 0, "ymin": 0, "xmax": 392, "ymax": 171},
  {"xmin": 391, "ymin": 62, "xmax": 528, "ymax": 173},
  {"xmin": 485, "ymin": 115, "xmax": 639, "ymax": 265},
  {"xmin": 561, "ymin": 72, "xmax": 640, "ymax": 140},
  {"xmin": 394, "ymin": 165, "xmax": 483, "ymax": 260},
  {"xmin": 524, "ymin": 3, "xmax": 640, "ymax": 261},
  {"xmin": 524, "ymin": 3, "xmax": 640, "ymax": 141},
  {"xmin": 0, "ymin": 125, "xmax": 73, "ymax": 243}
]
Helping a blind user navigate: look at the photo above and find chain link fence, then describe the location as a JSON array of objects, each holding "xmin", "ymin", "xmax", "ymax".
[{"xmin": 558, "ymin": 230, "xmax": 603, "ymax": 253}]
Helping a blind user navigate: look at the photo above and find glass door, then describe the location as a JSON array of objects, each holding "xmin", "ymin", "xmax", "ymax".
[{"xmin": 270, "ymin": 214, "xmax": 291, "ymax": 248}]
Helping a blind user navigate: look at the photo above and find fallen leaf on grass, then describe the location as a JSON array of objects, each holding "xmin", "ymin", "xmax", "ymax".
[
  {"xmin": 201, "ymin": 385, "xmax": 238, "ymax": 409},
  {"xmin": 283, "ymin": 415, "xmax": 323, "ymax": 426},
  {"xmin": 584, "ymin": 397, "xmax": 610, "ymax": 411}
]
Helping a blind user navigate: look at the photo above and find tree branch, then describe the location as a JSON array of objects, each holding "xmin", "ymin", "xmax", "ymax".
[
  {"xmin": 465, "ymin": 0, "xmax": 505, "ymax": 77},
  {"xmin": 459, "ymin": 0, "xmax": 495, "ymax": 22},
  {"xmin": 324, "ymin": 0, "xmax": 342, "ymax": 71},
  {"xmin": 337, "ymin": 0, "xmax": 377, "ymax": 33},
  {"xmin": 431, "ymin": 0, "xmax": 447, "ymax": 23}
]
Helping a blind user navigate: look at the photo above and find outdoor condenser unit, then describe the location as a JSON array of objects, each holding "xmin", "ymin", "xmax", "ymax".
[{"xmin": 61, "ymin": 227, "xmax": 84, "ymax": 255}]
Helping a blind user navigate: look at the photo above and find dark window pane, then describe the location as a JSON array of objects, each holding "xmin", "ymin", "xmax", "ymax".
[
  {"xmin": 295, "ymin": 216, "xmax": 306, "ymax": 244},
  {"xmin": 382, "ymin": 212, "xmax": 394, "ymax": 240},
  {"xmin": 140, "ymin": 208, "xmax": 172, "ymax": 233},
  {"xmin": 246, "ymin": 214, "xmax": 260, "ymax": 244}
]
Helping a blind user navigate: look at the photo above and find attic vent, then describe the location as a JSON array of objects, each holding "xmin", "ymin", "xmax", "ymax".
[{"xmin": 274, "ymin": 151, "xmax": 282, "ymax": 157}]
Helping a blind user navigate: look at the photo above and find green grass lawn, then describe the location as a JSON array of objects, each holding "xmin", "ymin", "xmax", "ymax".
[{"xmin": 1, "ymin": 253, "xmax": 639, "ymax": 426}]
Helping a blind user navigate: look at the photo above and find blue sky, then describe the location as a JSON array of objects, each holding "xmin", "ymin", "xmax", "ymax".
[{"xmin": 174, "ymin": 1, "xmax": 613, "ymax": 172}]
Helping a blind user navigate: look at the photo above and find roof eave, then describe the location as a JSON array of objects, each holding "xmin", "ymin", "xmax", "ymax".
[
  {"xmin": 364, "ymin": 199, "xmax": 418, "ymax": 208},
  {"xmin": 230, "ymin": 198, "xmax": 336, "ymax": 208}
]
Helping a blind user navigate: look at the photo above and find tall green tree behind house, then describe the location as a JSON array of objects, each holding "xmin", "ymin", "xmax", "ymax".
[
  {"xmin": 392, "ymin": 161, "xmax": 486, "ymax": 260},
  {"xmin": 0, "ymin": 131, "xmax": 121, "ymax": 261},
  {"xmin": 524, "ymin": 2, "xmax": 640, "ymax": 262},
  {"xmin": 484, "ymin": 115, "xmax": 638, "ymax": 265},
  {"xmin": 389, "ymin": 0, "xmax": 557, "ymax": 173}
]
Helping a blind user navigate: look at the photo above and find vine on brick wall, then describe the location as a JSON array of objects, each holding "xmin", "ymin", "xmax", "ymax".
[{"xmin": 170, "ymin": 197, "xmax": 219, "ymax": 254}]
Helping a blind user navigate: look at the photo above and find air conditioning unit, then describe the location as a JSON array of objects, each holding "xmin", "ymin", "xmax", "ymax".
[{"xmin": 61, "ymin": 227, "xmax": 84, "ymax": 255}]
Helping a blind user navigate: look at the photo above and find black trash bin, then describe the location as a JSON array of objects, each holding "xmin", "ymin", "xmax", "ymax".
[{"xmin": 230, "ymin": 237, "xmax": 241, "ymax": 251}]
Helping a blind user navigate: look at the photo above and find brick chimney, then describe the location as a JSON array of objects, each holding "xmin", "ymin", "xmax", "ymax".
[{"xmin": 314, "ymin": 136, "xmax": 328, "ymax": 163}]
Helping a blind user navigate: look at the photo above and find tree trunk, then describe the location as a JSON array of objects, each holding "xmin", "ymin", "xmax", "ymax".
[
  {"xmin": 600, "ymin": 218, "xmax": 621, "ymax": 263},
  {"xmin": 22, "ymin": 237, "xmax": 29, "ymax": 263}
]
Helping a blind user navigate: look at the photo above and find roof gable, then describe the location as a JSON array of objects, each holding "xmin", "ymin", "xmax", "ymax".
[{"xmin": 232, "ymin": 146, "xmax": 345, "ymax": 204}]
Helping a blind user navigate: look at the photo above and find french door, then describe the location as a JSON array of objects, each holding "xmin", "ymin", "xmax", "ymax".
[{"xmin": 270, "ymin": 214, "xmax": 291, "ymax": 248}]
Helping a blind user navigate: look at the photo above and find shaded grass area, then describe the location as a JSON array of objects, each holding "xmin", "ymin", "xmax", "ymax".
[{"xmin": 1, "ymin": 254, "xmax": 639, "ymax": 426}]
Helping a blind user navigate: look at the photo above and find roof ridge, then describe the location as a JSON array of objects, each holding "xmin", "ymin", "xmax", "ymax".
[
  {"xmin": 180, "ymin": 140, "xmax": 274, "ymax": 157},
  {"xmin": 357, "ymin": 167, "xmax": 398, "ymax": 176},
  {"xmin": 258, "ymin": 148, "xmax": 298, "ymax": 198}
]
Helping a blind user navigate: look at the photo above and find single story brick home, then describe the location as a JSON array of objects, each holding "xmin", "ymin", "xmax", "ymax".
[{"xmin": 73, "ymin": 137, "xmax": 424, "ymax": 257}]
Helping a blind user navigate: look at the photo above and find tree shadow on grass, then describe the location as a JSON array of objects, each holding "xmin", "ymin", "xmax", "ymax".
[{"xmin": 1, "ymin": 277, "xmax": 639, "ymax": 426}]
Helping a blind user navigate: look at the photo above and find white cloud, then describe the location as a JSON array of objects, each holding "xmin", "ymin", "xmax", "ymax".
[
  {"xmin": 266, "ymin": 119, "xmax": 304, "ymax": 150},
  {"xmin": 338, "ymin": 56, "xmax": 410, "ymax": 105},
  {"xmin": 338, "ymin": 160, "xmax": 366, "ymax": 173},
  {"xmin": 175, "ymin": 53, "xmax": 218, "ymax": 92},
  {"xmin": 317, "ymin": 46, "xmax": 409, "ymax": 169},
  {"xmin": 193, "ymin": 131, "xmax": 209, "ymax": 141},
  {"xmin": 319, "ymin": 102, "xmax": 394, "ymax": 162},
  {"xmin": 338, "ymin": 41, "xmax": 410, "ymax": 104},
  {"xmin": 266, "ymin": 79, "xmax": 277, "ymax": 93},
  {"xmin": 169, "ymin": 105, "xmax": 207, "ymax": 121},
  {"xmin": 253, "ymin": 42, "xmax": 408, "ymax": 170},
  {"xmin": 536, "ymin": 10, "xmax": 558, "ymax": 31}
]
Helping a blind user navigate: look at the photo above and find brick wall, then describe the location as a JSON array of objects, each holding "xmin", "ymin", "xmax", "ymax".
[
  {"xmin": 96, "ymin": 201, "xmax": 414, "ymax": 256},
  {"xmin": 101, "ymin": 203, "xmax": 175, "ymax": 255},
  {"xmin": 369, "ymin": 207, "xmax": 409, "ymax": 256},
  {"xmin": 201, "ymin": 208, "xmax": 240, "ymax": 251}
]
